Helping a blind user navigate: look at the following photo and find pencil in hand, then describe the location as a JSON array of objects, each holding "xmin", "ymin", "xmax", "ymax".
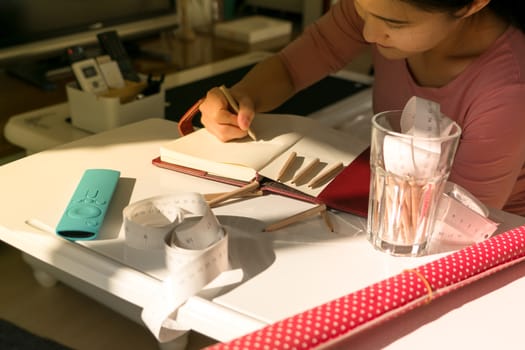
[{"xmin": 219, "ymin": 85, "xmax": 257, "ymax": 141}]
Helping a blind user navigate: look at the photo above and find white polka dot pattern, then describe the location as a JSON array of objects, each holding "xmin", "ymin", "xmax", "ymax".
[{"xmin": 206, "ymin": 225, "xmax": 525, "ymax": 350}]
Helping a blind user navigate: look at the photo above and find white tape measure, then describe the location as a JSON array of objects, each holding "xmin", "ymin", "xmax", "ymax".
[
  {"xmin": 434, "ymin": 183, "xmax": 498, "ymax": 245},
  {"xmin": 123, "ymin": 193, "xmax": 229, "ymax": 343},
  {"xmin": 384, "ymin": 96, "xmax": 456, "ymax": 178}
]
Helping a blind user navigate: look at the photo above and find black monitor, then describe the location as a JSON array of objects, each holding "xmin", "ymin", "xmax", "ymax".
[{"xmin": 0, "ymin": 0, "xmax": 178, "ymax": 89}]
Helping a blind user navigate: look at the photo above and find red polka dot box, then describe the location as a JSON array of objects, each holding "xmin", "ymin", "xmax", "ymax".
[{"xmin": 205, "ymin": 224, "xmax": 525, "ymax": 350}]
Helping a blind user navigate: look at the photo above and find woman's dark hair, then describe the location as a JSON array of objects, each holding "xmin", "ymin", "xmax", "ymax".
[{"xmin": 402, "ymin": 0, "xmax": 525, "ymax": 32}]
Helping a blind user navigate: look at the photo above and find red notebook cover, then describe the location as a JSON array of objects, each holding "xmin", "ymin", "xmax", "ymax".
[{"xmin": 317, "ymin": 147, "xmax": 370, "ymax": 217}]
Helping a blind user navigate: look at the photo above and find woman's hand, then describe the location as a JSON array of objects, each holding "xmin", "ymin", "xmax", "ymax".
[
  {"xmin": 199, "ymin": 54, "xmax": 295, "ymax": 142},
  {"xmin": 199, "ymin": 86, "xmax": 256, "ymax": 142}
]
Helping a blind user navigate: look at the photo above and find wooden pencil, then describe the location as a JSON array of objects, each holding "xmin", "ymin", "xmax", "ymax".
[
  {"xmin": 320, "ymin": 209, "xmax": 335, "ymax": 233},
  {"xmin": 307, "ymin": 161, "xmax": 344, "ymax": 188},
  {"xmin": 291, "ymin": 158, "xmax": 320, "ymax": 184},
  {"xmin": 203, "ymin": 190, "xmax": 263, "ymax": 202},
  {"xmin": 207, "ymin": 180, "xmax": 260, "ymax": 207},
  {"xmin": 276, "ymin": 151, "xmax": 297, "ymax": 182},
  {"xmin": 263, "ymin": 204, "xmax": 327, "ymax": 232}
]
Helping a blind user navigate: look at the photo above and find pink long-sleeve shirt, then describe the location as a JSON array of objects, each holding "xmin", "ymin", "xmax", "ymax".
[{"xmin": 280, "ymin": 0, "xmax": 525, "ymax": 215}]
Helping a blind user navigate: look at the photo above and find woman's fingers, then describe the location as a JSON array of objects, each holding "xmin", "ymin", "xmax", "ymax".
[
  {"xmin": 236, "ymin": 95, "xmax": 255, "ymax": 131},
  {"xmin": 199, "ymin": 86, "xmax": 256, "ymax": 142}
]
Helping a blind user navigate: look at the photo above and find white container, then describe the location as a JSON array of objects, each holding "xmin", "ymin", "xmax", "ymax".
[{"xmin": 66, "ymin": 81, "xmax": 165, "ymax": 133}]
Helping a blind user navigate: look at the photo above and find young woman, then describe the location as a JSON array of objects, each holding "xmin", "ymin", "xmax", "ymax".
[{"xmin": 198, "ymin": 0, "xmax": 525, "ymax": 215}]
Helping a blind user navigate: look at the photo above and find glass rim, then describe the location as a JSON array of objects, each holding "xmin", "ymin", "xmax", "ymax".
[{"xmin": 372, "ymin": 110, "xmax": 462, "ymax": 142}]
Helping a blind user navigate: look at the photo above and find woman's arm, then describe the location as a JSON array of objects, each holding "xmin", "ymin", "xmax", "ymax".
[
  {"xmin": 232, "ymin": 54, "xmax": 296, "ymax": 114},
  {"xmin": 199, "ymin": 0, "xmax": 368, "ymax": 142},
  {"xmin": 449, "ymin": 84, "xmax": 525, "ymax": 209}
]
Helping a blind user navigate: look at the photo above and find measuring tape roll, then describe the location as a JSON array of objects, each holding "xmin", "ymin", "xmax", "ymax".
[
  {"xmin": 123, "ymin": 193, "xmax": 229, "ymax": 343},
  {"xmin": 123, "ymin": 192, "xmax": 225, "ymax": 250}
]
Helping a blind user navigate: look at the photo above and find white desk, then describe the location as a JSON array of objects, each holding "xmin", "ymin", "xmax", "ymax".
[{"xmin": 1, "ymin": 118, "xmax": 525, "ymax": 349}]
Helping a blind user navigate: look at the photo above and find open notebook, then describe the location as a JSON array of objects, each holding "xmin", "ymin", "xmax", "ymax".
[{"xmin": 154, "ymin": 113, "xmax": 372, "ymax": 216}]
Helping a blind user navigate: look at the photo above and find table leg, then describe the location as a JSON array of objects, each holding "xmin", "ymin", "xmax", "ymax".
[{"xmin": 22, "ymin": 253, "xmax": 58, "ymax": 287}]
